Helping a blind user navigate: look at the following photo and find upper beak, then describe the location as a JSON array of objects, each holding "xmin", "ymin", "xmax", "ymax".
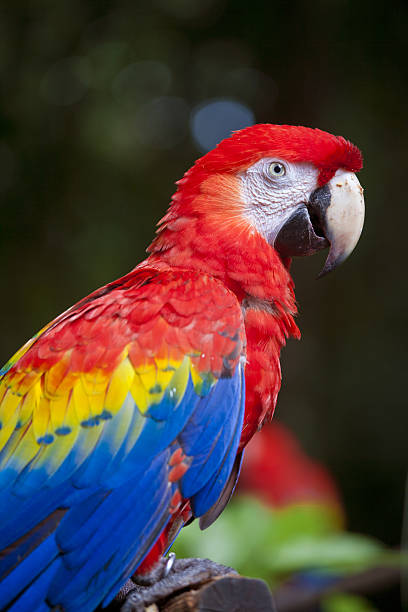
[{"xmin": 274, "ymin": 170, "xmax": 365, "ymax": 277}]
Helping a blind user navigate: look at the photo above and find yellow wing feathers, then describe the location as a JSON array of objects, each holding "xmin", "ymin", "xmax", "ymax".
[{"xmin": 0, "ymin": 348, "xmax": 208, "ymax": 461}]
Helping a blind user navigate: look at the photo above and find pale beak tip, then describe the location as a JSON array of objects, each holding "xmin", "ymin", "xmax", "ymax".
[
  {"xmin": 317, "ymin": 170, "xmax": 365, "ymax": 279},
  {"xmin": 317, "ymin": 254, "xmax": 344, "ymax": 279}
]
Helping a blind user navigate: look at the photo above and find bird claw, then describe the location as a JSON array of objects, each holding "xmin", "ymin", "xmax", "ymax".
[
  {"xmin": 117, "ymin": 556, "xmax": 237, "ymax": 611},
  {"xmin": 163, "ymin": 552, "xmax": 176, "ymax": 577}
]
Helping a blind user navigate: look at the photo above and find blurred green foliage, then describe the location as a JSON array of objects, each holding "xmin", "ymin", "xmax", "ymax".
[
  {"xmin": 173, "ymin": 496, "xmax": 402, "ymax": 578},
  {"xmin": 174, "ymin": 497, "xmax": 394, "ymax": 584},
  {"xmin": 322, "ymin": 594, "xmax": 379, "ymax": 612},
  {"xmin": 174, "ymin": 496, "xmax": 403, "ymax": 611},
  {"xmin": 0, "ymin": 0, "xmax": 406, "ymax": 589}
]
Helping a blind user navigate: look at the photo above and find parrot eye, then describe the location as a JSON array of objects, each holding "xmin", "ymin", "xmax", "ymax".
[{"xmin": 268, "ymin": 162, "xmax": 286, "ymax": 177}]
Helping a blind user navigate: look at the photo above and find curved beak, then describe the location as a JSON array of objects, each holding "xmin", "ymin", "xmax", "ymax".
[{"xmin": 274, "ymin": 170, "xmax": 365, "ymax": 277}]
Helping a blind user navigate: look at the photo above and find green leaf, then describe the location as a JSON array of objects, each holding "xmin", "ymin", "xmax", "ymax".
[
  {"xmin": 322, "ymin": 593, "xmax": 380, "ymax": 612},
  {"xmin": 173, "ymin": 497, "xmax": 403, "ymax": 585},
  {"xmin": 268, "ymin": 532, "xmax": 386, "ymax": 574}
]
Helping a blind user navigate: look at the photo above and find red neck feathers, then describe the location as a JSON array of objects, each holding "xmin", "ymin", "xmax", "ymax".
[{"xmin": 148, "ymin": 164, "xmax": 296, "ymax": 314}]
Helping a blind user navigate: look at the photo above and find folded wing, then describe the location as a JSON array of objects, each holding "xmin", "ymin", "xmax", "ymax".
[{"xmin": 0, "ymin": 267, "xmax": 245, "ymax": 612}]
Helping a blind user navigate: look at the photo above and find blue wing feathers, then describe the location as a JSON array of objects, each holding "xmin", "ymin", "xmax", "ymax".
[
  {"xmin": 8, "ymin": 561, "xmax": 59, "ymax": 612},
  {"xmin": 199, "ymin": 451, "xmax": 244, "ymax": 530},
  {"xmin": 50, "ymin": 452, "xmax": 174, "ymax": 611},
  {"xmin": 0, "ymin": 508, "xmax": 66, "ymax": 582},
  {"xmin": 101, "ymin": 482, "xmax": 174, "ymax": 607},
  {"xmin": 71, "ymin": 392, "xmax": 135, "ymax": 489},
  {"xmin": 99, "ymin": 402, "xmax": 145, "ymax": 486},
  {"xmin": 0, "ymin": 483, "xmax": 97, "ymax": 553},
  {"xmin": 104, "ymin": 377, "xmax": 198, "ymax": 489},
  {"xmin": 0, "ymin": 364, "xmax": 245, "ymax": 611},
  {"xmin": 189, "ymin": 366, "xmax": 245, "ymax": 516},
  {"xmin": 0, "ymin": 533, "xmax": 60, "ymax": 609},
  {"xmin": 55, "ymin": 490, "xmax": 110, "ymax": 558},
  {"xmin": 13, "ymin": 427, "xmax": 101, "ymax": 496},
  {"xmin": 178, "ymin": 375, "xmax": 241, "ymax": 457},
  {"xmin": 179, "ymin": 372, "xmax": 243, "ymax": 500}
]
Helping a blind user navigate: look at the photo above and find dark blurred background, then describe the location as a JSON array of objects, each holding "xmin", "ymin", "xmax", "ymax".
[{"xmin": 0, "ymin": 0, "xmax": 406, "ymax": 558}]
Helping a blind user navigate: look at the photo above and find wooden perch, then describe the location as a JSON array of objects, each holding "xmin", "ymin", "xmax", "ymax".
[
  {"xmin": 106, "ymin": 564, "xmax": 275, "ymax": 612},
  {"xmin": 104, "ymin": 559, "xmax": 400, "ymax": 612},
  {"xmin": 159, "ymin": 575, "xmax": 275, "ymax": 612}
]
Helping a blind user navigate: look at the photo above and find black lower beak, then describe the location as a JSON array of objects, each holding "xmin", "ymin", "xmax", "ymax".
[
  {"xmin": 274, "ymin": 185, "xmax": 330, "ymax": 259},
  {"xmin": 273, "ymin": 171, "xmax": 365, "ymax": 277}
]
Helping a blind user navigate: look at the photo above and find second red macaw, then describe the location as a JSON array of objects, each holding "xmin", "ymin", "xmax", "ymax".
[{"xmin": 0, "ymin": 124, "xmax": 364, "ymax": 611}]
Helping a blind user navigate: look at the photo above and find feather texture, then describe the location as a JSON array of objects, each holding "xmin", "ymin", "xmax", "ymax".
[{"xmin": 0, "ymin": 267, "xmax": 245, "ymax": 610}]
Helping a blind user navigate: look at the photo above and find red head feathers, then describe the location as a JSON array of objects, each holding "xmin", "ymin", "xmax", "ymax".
[{"xmin": 192, "ymin": 124, "xmax": 363, "ymax": 186}]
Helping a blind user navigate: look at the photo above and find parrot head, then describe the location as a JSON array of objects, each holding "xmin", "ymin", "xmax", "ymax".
[{"xmin": 149, "ymin": 124, "xmax": 364, "ymax": 280}]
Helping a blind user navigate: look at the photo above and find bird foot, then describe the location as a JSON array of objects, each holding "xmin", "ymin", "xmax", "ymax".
[{"xmin": 117, "ymin": 554, "xmax": 237, "ymax": 611}]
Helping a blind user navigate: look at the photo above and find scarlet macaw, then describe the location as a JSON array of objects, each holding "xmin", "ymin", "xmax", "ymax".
[{"xmin": 0, "ymin": 124, "xmax": 364, "ymax": 611}]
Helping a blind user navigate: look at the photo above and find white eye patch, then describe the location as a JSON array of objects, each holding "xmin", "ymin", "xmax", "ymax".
[{"xmin": 239, "ymin": 158, "xmax": 320, "ymax": 244}]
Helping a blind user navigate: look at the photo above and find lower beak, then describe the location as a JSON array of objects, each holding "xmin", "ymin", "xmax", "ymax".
[{"xmin": 274, "ymin": 171, "xmax": 365, "ymax": 277}]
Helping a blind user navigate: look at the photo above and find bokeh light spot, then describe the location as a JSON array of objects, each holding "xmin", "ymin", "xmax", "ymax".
[{"xmin": 191, "ymin": 99, "xmax": 255, "ymax": 152}]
